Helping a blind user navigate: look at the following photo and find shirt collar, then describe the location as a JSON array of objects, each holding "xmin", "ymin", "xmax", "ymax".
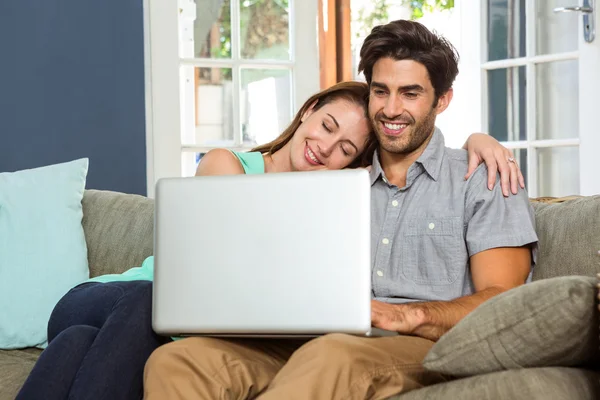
[
  {"xmin": 369, "ymin": 149, "xmax": 384, "ymax": 186},
  {"xmin": 415, "ymin": 127, "xmax": 445, "ymax": 182},
  {"xmin": 369, "ymin": 127, "xmax": 445, "ymax": 186}
]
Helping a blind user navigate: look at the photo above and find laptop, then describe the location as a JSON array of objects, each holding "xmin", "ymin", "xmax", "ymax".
[{"xmin": 152, "ymin": 169, "xmax": 396, "ymax": 338}]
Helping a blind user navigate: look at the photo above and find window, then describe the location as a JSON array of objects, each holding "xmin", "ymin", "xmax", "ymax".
[
  {"xmin": 462, "ymin": 0, "xmax": 600, "ymax": 197},
  {"xmin": 145, "ymin": 0, "xmax": 319, "ymax": 196}
]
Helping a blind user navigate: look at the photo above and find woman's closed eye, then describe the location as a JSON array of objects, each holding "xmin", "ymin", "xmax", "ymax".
[
  {"xmin": 341, "ymin": 144, "xmax": 354, "ymax": 157},
  {"xmin": 322, "ymin": 122, "xmax": 332, "ymax": 133}
]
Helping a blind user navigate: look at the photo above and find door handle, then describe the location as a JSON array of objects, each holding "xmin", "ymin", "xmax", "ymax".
[
  {"xmin": 553, "ymin": 0, "xmax": 595, "ymax": 43},
  {"xmin": 553, "ymin": 6, "xmax": 593, "ymax": 13}
]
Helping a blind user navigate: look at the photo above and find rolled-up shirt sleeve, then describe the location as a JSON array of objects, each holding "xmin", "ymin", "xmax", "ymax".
[{"xmin": 464, "ymin": 165, "xmax": 538, "ymax": 263}]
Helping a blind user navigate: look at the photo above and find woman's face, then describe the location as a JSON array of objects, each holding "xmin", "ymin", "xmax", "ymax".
[{"xmin": 288, "ymin": 99, "xmax": 371, "ymax": 171}]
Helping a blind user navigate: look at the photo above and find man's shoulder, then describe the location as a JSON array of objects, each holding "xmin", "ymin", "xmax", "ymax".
[
  {"xmin": 442, "ymin": 146, "xmax": 496, "ymax": 187},
  {"xmin": 441, "ymin": 147, "xmax": 473, "ymax": 181},
  {"xmin": 443, "ymin": 147, "xmax": 468, "ymax": 164}
]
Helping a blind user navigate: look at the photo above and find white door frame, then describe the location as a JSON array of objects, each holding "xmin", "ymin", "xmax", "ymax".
[
  {"xmin": 578, "ymin": 0, "xmax": 600, "ymax": 196},
  {"xmin": 143, "ymin": 0, "xmax": 320, "ymax": 198}
]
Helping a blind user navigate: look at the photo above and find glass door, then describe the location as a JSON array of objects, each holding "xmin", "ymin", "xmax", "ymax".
[{"xmin": 482, "ymin": 0, "xmax": 599, "ymax": 197}]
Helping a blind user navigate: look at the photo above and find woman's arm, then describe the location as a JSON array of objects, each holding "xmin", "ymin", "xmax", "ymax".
[
  {"xmin": 195, "ymin": 149, "xmax": 246, "ymax": 176},
  {"xmin": 463, "ymin": 133, "xmax": 525, "ymax": 197}
]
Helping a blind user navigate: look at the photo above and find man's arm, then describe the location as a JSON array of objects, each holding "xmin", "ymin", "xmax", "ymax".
[{"xmin": 371, "ymin": 246, "xmax": 532, "ymax": 341}]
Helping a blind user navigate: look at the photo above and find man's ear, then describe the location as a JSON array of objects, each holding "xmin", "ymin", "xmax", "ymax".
[
  {"xmin": 435, "ymin": 88, "xmax": 453, "ymax": 115},
  {"xmin": 301, "ymin": 100, "xmax": 319, "ymax": 122}
]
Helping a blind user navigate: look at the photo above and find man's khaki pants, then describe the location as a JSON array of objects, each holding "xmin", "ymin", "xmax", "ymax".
[{"xmin": 143, "ymin": 333, "xmax": 446, "ymax": 400}]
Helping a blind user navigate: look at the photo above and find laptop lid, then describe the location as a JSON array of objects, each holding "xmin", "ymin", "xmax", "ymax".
[{"xmin": 152, "ymin": 169, "xmax": 371, "ymax": 337}]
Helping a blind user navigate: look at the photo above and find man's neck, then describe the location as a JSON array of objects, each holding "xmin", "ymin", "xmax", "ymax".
[{"xmin": 379, "ymin": 132, "xmax": 435, "ymax": 188}]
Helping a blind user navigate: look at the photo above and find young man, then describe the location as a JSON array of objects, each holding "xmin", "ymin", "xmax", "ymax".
[{"xmin": 143, "ymin": 20, "xmax": 538, "ymax": 399}]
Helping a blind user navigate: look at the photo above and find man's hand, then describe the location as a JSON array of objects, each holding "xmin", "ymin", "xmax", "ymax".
[{"xmin": 370, "ymin": 300, "xmax": 426, "ymax": 334}]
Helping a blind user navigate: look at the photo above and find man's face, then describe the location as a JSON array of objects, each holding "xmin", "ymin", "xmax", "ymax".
[{"xmin": 368, "ymin": 57, "xmax": 452, "ymax": 157}]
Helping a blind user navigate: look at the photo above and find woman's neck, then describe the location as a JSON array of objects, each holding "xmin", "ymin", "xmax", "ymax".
[{"xmin": 264, "ymin": 143, "xmax": 293, "ymax": 173}]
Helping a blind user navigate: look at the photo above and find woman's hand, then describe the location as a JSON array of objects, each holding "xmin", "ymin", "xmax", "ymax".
[{"xmin": 464, "ymin": 133, "xmax": 525, "ymax": 196}]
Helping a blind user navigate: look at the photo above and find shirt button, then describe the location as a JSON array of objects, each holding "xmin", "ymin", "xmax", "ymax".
[
  {"xmin": 376, "ymin": 270, "xmax": 384, "ymax": 277},
  {"xmin": 429, "ymin": 223, "xmax": 435, "ymax": 230},
  {"xmin": 382, "ymin": 238, "xmax": 390, "ymax": 245},
  {"xmin": 392, "ymin": 200, "xmax": 399, "ymax": 207}
]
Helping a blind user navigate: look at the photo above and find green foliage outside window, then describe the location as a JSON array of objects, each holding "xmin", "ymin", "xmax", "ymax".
[
  {"xmin": 408, "ymin": 0, "xmax": 454, "ymax": 20},
  {"xmin": 355, "ymin": 0, "xmax": 455, "ymax": 40}
]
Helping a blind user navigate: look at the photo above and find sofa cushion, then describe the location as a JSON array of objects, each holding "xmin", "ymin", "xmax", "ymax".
[
  {"xmin": 392, "ymin": 367, "xmax": 600, "ymax": 400},
  {"xmin": 0, "ymin": 348, "xmax": 42, "ymax": 400},
  {"xmin": 423, "ymin": 276, "xmax": 599, "ymax": 377},
  {"xmin": 0, "ymin": 159, "xmax": 89, "ymax": 349},
  {"xmin": 531, "ymin": 195, "xmax": 600, "ymax": 280},
  {"xmin": 82, "ymin": 190, "xmax": 154, "ymax": 277}
]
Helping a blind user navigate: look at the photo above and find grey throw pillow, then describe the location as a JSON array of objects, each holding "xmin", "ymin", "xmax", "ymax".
[{"xmin": 423, "ymin": 276, "xmax": 599, "ymax": 377}]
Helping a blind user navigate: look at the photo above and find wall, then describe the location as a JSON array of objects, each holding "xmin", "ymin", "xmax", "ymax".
[{"xmin": 0, "ymin": 0, "xmax": 147, "ymax": 195}]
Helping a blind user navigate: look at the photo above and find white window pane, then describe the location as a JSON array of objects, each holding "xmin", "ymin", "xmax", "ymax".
[
  {"xmin": 512, "ymin": 148, "xmax": 529, "ymax": 189},
  {"xmin": 536, "ymin": 60, "xmax": 578, "ymax": 140},
  {"xmin": 181, "ymin": 66, "xmax": 235, "ymax": 147},
  {"xmin": 537, "ymin": 147, "xmax": 580, "ymax": 197},
  {"xmin": 182, "ymin": 152, "xmax": 206, "ymax": 177},
  {"xmin": 536, "ymin": 0, "xmax": 578, "ymax": 55},
  {"xmin": 487, "ymin": 0, "xmax": 526, "ymax": 61},
  {"xmin": 241, "ymin": 69, "xmax": 292, "ymax": 146},
  {"xmin": 240, "ymin": 0, "xmax": 290, "ymax": 60},
  {"xmin": 181, "ymin": 0, "xmax": 231, "ymax": 59},
  {"xmin": 487, "ymin": 67, "xmax": 527, "ymax": 142}
]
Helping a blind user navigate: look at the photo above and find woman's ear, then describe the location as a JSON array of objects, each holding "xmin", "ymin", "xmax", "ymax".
[{"xmin": 301, "ymin": 100, "xmax": 319, "ymax": 122}]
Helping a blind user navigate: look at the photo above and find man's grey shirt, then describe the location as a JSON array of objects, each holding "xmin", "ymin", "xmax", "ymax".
[{"xmin": 370, "ymin": 128, "xmax": 538, "ymax": 304}]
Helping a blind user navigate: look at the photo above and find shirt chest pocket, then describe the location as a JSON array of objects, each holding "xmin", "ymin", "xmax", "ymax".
[{"xmin": 401, "ymin": 216, "xmax": 465, "ymax": 285}]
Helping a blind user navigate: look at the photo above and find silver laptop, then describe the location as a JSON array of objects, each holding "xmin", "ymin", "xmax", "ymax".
[{"xmin": 152, "ymin": 169, "xmax": 396, "ymax": 338}]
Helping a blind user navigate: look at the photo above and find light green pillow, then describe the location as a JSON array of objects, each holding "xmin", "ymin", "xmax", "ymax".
[
  {"xmin": 423, "ymin": 276, "xmax": 599, "ymax": 377},
  {"xmin": 0, "ymin": 158, "xmax": 90, "ymax": 349}
]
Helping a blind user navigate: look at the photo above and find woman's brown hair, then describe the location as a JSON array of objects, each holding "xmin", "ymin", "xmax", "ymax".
[{"xmin": 251, "ymin": 81, "xmax": 375, "ymax": 168}]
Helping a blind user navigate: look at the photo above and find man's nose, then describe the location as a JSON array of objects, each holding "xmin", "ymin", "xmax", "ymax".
[{"xmin": 383, "ymin": 96, "xmax": 404, "ymax": 119}]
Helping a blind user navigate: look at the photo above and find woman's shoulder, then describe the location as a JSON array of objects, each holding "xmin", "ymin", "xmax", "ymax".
[
  {"xmin": 232, "ymin": 151, "xmax": 265, "ymax": 174},
  {"xmin": 195, "ymin": 148, "xmax": 245, "ymax": 176}
]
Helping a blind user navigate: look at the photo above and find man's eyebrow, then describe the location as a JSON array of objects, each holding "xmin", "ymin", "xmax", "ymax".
[
  {"xmin": 371, "ymin": 82, "xmax": 425, "ymax": 93},
  {"xmin": 326, "ymin": 113, "xmax": 340, "ymax": 128},
  {"xmin": 400, "ymin": 84, "xmax": 425, "ymax": 92},
  {"xmin": 370, "ymin": 81, "xmax": 388, "ymax": 90}
]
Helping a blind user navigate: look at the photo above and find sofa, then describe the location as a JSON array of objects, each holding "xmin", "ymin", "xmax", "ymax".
[{"xmin": 1, "ymin": 190, "xmax": 599, "ymax": 400}]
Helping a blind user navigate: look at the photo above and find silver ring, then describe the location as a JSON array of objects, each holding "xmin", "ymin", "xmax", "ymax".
[{"xmin": 508, "ymin": 157, "xmax": 516, "ymax": 164}]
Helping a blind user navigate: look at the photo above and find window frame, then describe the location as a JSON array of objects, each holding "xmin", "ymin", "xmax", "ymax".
[
  {"xmin": 461, "ymin": 0, "xmax": 600, "ymax": 197},
  {"xmin": 143, "ymin": 0, "xmax": 320, "ymax": 197}
]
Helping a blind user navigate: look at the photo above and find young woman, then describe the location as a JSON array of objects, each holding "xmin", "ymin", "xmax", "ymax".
[{"xmin": 16, "ymin": 81, "xmax": 523, "ymax": 400}]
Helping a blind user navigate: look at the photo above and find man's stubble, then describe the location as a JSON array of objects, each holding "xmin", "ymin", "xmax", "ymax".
[{"xmin": 372, "ymin": 106, "xmax": 437, "ymax": 156}]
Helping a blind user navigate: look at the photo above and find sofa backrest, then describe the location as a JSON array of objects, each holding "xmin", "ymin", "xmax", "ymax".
[
  {"xmin": 530, "ymin": 195, "xmax": 600, "ymax": 280},
  {"xmin": 82, "ymin": 190, "xmax": 154, "ymax": 278},
  {"xmin": 80, "ymin": 190, "xmax": 600, "ymax": 280}
]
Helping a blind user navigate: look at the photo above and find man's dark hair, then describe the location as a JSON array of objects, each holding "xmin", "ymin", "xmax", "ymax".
[{"xmin": 358, "ymin": 20, "xmax": 459, "ymax": 101}]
